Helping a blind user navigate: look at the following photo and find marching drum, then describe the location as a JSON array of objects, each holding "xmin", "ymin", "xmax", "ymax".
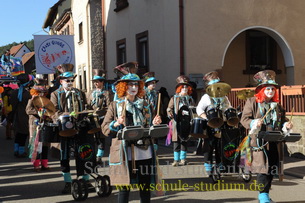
[
  {"xmin": 59, "ymin": 115, "xmax": 78, "ymax": 137},
  {"xmin": 224, "ymin": 108, "xmax": 239, "ymax": 127},
  {"xmin": 206, "ymin": 107, "xmax": 224, "ymax": 128},
  {"xmin": 190, "ymin": 117, "xmax": 208, "ymax": 138},
  {"xmin": 87, "ymin": 114, "xmax": 101, "ymax": 134},
  {"xmin": 39, "ymin": 122, "xmax": 60, "ymax": 143}
]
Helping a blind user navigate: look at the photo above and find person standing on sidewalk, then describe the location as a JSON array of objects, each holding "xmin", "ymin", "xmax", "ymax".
[
  {"xmin": 167, "ymin": 75, "xmax": 195, "ymax": 166},
  {"xmin": 86, "ymin": 69, "xmax": 111, "ymax": 164},
  {"xmin": 240, "ymin": 70, "xmax": 293, "ymax": 203},
  {"xmin": 10, "ymin": 74, "xmax": 34, "ymax": 157},
  {"xmin": 50, "ymin": 64, "xmax": 88, "ymax": 194}
]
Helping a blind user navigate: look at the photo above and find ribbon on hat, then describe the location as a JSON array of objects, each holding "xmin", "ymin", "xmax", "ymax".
[
  {"xmin": 208, "ymin": 79, "xmax": 220, "ymax": 85},
  {"xmin": 93, "ymin": 75, "xmax": 105, "ymax": 80},
  {"xmin": 60, "ymin": 72, "xmax": 75, "ymax": 78},
  {"xmin": 121, "ymin": 73, "xmax": 140, "ymax": 81},
  {"xmin": 145, "ymin": 77, "xmax": 157, "ymax": 83}
]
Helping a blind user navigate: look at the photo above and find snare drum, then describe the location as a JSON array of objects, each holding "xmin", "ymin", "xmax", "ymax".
[
  {"xmin": 224, "ymin": 108, "xmax": 239, "ymax": 126},
  {"xmin": 190, "ymin": 117, "xmax": 208, "ymax": 138},
  {"xmin": 59, "ymin": 115, "xmax": 78, "ymax": 137},
  {"xmin": 206, "ymin": 107, "xmax": 224, "ymax": 128},
  {"xmin": 39, "ymin": 122, "xmax": 60, "ymax": 143},
  {"xmin": 88, "ymin": 114, "xmax": 101, "ymax": 134}
]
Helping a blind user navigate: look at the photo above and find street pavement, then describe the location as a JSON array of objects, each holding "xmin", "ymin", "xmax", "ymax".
[{"xmin": 1, "ymin": 124, "xmax": 305, "ymax": 203}]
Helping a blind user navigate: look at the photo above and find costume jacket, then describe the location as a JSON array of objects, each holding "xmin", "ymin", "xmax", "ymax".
[
  {"xmin": 86, "ymin": 89, "xmax": 111, "ymax": 116},
  {"xmin": 240, "ymin": 97, "xmax": 286, "ymax": 174},
  {"xmin": 101, "ymin": 97, "xmax": 156, "ymax": 185}
]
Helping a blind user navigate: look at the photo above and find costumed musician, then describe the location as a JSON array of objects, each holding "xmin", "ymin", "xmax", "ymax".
[
  {"xmin": 101, "ymin": 62, "xmax": 161, "ymax": 203},
  {"xmin": 26, "ymin": 77, "xmax": 50, "ymax": 172},
  {"xmin": 86, "ymin": 69, "xmax": 112, "ymax": 164},
  {"xmin": 196, "ymin": 71, "xmax": 232, "ymax": 176},
  {"xmin": 50, "ymin": 63, "xmax": 89, "ymax": 194},
  {"xmin": 167, "ymin": 75, "xmax": 195, "ymax": 166},
  {"xmin": 240, "ymin": 70, "xmax": 293, "ymax": 203},
  {"xmin": 143, "ymin": 71, "xmax": 160, "ymax": 151}
]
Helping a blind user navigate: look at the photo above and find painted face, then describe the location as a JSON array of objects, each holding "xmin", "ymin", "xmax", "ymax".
[
  {"xmin": 180, "ymin": 85, "xmax": 189, "ymax": 95},
  {"xmin": 264, "ymin": 86, "xmax": 276, "ymax": 99},
  {"xmin": 147, "ymin": 81, "xmax": 156, "ymax": 90},
  {"xmin": 127, "ymin": 81, "xmax": 139, "ymax": 95},
  {"xmin": 61, "ymin": 78, "xmax": 74, "ymax": 90},
  {"xmin": 94, "ymin": 80, "xmax": 104, "ymax": 89}
]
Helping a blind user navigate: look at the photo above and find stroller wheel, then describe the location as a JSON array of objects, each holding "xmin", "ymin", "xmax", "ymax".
[
  {"xmin": 103, "ymin": 175, "xmax": 113, "ymax": 197},
  {"xmin": 72, "ymin": 179, "xmax": 88, "ymax": 201},
  {"xmin": 95, "ymin": 175, "xmax": 107, "ymax": 197}
]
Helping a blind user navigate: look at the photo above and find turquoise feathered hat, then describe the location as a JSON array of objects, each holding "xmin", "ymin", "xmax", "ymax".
[
  {"xmin": 143, "ymin": 72, "xmax": 159, "ymax": 84},
  {"xmin": 91, "ymin": 69, "xmax": 106, "ymax": 81},
  {"xmin": 56, "ymin": 64, "xmax": 76, "ymax": 79},
  {"xmin": 113, "ymin": 62, "xmax": 140, "ymax": 84},
  {"xmin": 253, "ymin": 70, "xmax": 279, "ymax": 93}
]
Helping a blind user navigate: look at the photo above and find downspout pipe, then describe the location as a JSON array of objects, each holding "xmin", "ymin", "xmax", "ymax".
[{"xmin": 179, "ymin": 0, "xmax": 184, "ymax": 75}]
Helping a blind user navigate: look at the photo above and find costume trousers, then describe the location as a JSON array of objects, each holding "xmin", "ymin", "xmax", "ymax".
[
  {"xmin": 118, "ymin": 158, "xmax": 152, "ymax": 203},
  {"xmin": 173, "ymin": 136, "xmax": 187, "ymax": 152},
  {"xmin": 203, "ymin": 137, "xmax": 221, "ymax": 164},
  {"xmin": 36, "ymin": 146, "xmax": 49, "ymax": 160},
  {"xmin": 60, "ymin": 138, "xmax": 72, "ymax": 173},
  {"xmin": 14, "ymin": 132, "xmax": 28, "ymax": 146},
  {"xmin": 257, "ymin": 142, "xmax": 278, "ymax": 194}
]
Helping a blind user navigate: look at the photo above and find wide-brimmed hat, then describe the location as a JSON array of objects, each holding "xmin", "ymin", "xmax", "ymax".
[
  {"xmin": 91, "ymin": 69, "xmax": 106, "ymax": 81},
  {"xmin": 175, "ymin": 75, "xmax": 192, "ymax": 89},
  {"xmin": 113, "ymin": 62, "xmax": 141, "ymax": 84},
  {"xmin": 143, "ymin": 72, "xmax": 159, "ymax": 84},
  {"xmin": 203, "ymin": 71, "xmax": 220, "ymax": 86},
  {"xmin": 253, "ymin": 70, "xmax": 279, "ymax": 93},
  {"xmin": 56, "ymin": 64, "xmax": 77, "ymax": 79}
]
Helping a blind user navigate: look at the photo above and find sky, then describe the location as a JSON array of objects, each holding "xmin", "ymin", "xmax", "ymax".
[{"xmin": 0, "ymin": 0, "xmax": 59, "ymax": 47}]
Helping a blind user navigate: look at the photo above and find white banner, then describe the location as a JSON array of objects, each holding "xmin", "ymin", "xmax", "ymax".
[{"xmin": 34, "ymin": 35, "xmax": 75, "ymax": 74}]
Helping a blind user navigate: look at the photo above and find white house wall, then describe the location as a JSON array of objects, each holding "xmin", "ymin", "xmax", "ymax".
[
  {"xmin": 14, "ymin": 46, "xmax": 31, "ymax": 58},
  {"xmin": 105, "ymin": 0, "xmax": 180, "ymax": 95}
]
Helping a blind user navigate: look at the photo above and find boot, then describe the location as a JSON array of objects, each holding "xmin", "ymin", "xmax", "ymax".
[
  {"xmin": 171, "ymin": 160, "xmax": 179, "ymax": 167},
  {"xmin": 172, "ymin": 151, "xmax": 180, "ymax": 167},
  {"xmin": 258, "ymin": 192, "xmax": 270, "ymax": 203},
  {"xmin": 82, "ymin": 174, "xmax": 95, "ymax": 192},
  {"xmin": 179, "ymin": 159, "xmax": 188, "ymax": 166},
  {"xmin": 61, "ymin": 182, "xmax": 72, "ymax": 194},
  {"xmin": 14, "ymin": 143, "xmax": 19, "ymax": 157},
  {"xmin": 33, "ymin": 159, "xmax": 41, "ymax": 172},
  {"xmin": 179, "ymin": 151, "xmax": 187, "ymax": 166},
  {"xmin": 41, "ymin": 159, "xmax": 50, "ymax": 171},
  {"xmin": 18, "ymin": 146, "xmax": 27, "ymax": 158}
]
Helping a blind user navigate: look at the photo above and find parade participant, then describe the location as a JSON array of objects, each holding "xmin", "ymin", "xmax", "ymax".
[
  {"xmin": 50, "ymin": 64, "xmax": 88, "ymax": 194},
  {"xmin": 26, "ymin": 77, "xmax": 50, "ymax": 172},
  {"xmin": 86, "ymin": 69, "xmax": 111, "ymax": 164},
  {"xmin": 1, "ymin": 85, "xmax": 13, "ymax": 140},
  {"xmin": 240, "ymin": 70, "xmax": 293, "ymax": 203},
  {"xmin": 10, "ymin": 73, "xmax": 34, "ymax": 157},
  {"xmin": 101, "ymin": 63, "xmax": 162, "ymax": 203},
  {"xmin": 1, "ymin": 50, "xmax": 11, "ymax": 75},
  {"xmin": 196, "ymin": 71, "xmax": 231, "ymax": 176},
  {"xmin": 167, "ymin": 75, "xmax": 195, "ymax": 166},
  {"xmin": 143, "ymin": 72, "xmax": 160, "ymax": 150}
]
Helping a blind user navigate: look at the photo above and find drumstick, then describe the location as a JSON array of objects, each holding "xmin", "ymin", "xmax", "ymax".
[
  {"xmin": 261, "ymin": 107, "xmax": 273, "ymax": 121},
  {"xmin": 157, "ymin": 93, "xmax": 161, "ymax": 116},
  {"xmin": 289, "ymin": 107, "xmax": 294, "ymax": 123}
]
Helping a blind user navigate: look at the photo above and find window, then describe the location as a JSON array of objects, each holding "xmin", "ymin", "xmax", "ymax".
[
  {"xmin": 136, "ymin": 31, "xmax": 149, "ymax": 75},
  {"xmin": 244, "ymin": 30, "xmax": 280, "ymax": 74},
  {"xmin": 116, "ymin": 39, "xmax": 126, "ymax": 65},
  {"xmin": 114, "ymin": 0, "xmax": 129, "ymax": 12},
  {"xmin": 78, "ymin": 22, "xmax": 83, "ymax": 43}
]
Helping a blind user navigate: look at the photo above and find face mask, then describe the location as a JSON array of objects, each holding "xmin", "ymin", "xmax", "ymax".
[
  {"xmin": 127, "ymin": 85, "xmax": 138, "ymax": 96},
  {"xmin": 63, "ymin": 82, "xmax": 73, "ymax": 90},
  {"xmin": 264, "ymin": 86, "xmax": 275, "ymax": 99},
  {"xmin": 148, "ymin": 83, "xmax": 156, "ymax": 90}
]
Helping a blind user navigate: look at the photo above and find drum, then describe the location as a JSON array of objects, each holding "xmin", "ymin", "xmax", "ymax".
[
  {"xmin": 59, "ymin": 115, "xmax": 78, "ymax": 137},
  {"xmin": 224, "ymin": 108, "xmax": 239, "ymax": 126},
  {"xmin": 190, "ymin": 117, "xmax": 208, "ymax": 138},
  {"xmin": 39, "ymin": 122, "xmax": 60, "ymax": 143},
  {"xmin": 206, "ymin": 107, "xmax": 223, "ymax": 128},
  {"xmin": 88, "ymin": 114, "xmax": 101, "ymax": 134}
]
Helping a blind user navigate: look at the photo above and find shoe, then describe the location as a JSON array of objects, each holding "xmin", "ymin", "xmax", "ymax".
[
  {"xmin": 96, "ymin": 156, "xmax": 102, "ymax": 165},
  {"xmin": 61, "ymin": 182, "xmax": 72, "ymax": 194},
  {"xmin": 34, "ymin": 167, "xmax": 41, "ymax": 172},
  {"xmin": 41, "ymin": 166, "xmax": 50, "ymax": 171},
  {"xmin": 172, "ymin": 161, "xmax": 179, "ymax": 167},
  {"xmin": 179, "ymin": 160, "xmax": 188, "ymax": 166}
]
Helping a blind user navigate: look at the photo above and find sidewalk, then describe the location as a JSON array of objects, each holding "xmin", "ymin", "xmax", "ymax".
[{"xmin": 283, "ymin": 156, "xmax": 305, "ymax": 179}]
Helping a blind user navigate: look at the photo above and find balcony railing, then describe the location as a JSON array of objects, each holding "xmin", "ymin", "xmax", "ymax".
[{"xmin": 227, "ymin": 85, "xmax": 305, "ymax": 116}]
